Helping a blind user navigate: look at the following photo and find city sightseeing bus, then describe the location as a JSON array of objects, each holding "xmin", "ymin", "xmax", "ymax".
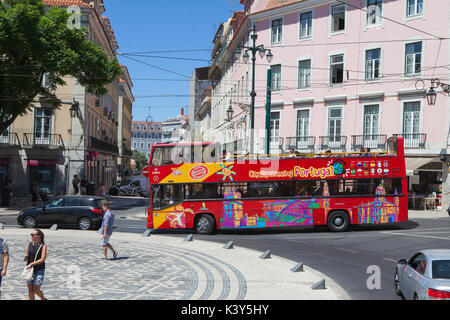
[{"xmin": 146, "ymin": 137, "xmax": 408, "ymax": 234}]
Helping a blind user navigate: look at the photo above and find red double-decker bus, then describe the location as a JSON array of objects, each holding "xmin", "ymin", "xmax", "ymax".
[{"xmin": 146, "ymin": 137, "xmax": 407, "ymax": 234}]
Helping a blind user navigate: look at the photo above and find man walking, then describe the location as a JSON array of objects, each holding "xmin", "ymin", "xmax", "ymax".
[
  {"xmin": 0, "ymin": 237, "xmax": 9, "ymax": 299},
  {"xmin": 100, "ymin": 203, "xmax": 118, "ymax": 260}
]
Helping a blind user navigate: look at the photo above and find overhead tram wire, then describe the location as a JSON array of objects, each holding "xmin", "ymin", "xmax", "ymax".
[{"xmin": 118, "ymin": 54, "xmax": 192, "ymax": 79}]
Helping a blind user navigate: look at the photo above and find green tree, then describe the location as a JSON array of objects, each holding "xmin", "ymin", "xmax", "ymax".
[
  {"xmin": 132, "ymin": 150, "xmax": 148, "ymax": 172},
  {"xmin": 0, "ymin": 0, "xmax": 121, "ymax": 134}
]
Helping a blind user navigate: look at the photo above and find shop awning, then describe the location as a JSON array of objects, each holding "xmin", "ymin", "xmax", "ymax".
[{"xmin": 405, "ymin": 157, "xmax": 436, "ymax": 175}]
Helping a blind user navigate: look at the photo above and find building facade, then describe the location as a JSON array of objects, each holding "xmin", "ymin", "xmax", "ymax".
[
  {"xmin": 118, "ymin": 65, "xmax": 134, "ymax": 180},
  {"xmin": 189, "ymin": 67, "xmax": 212, "ymax": 142},
  {"xmin": 0, "ymin": 0, "xmax": 123, "ymax": 196},
  {"xmin": 131, "ymin": 121, "xmax": 163, "ymax": 159},
  {"xmin": 162, "ymin": 109, "xmax": 190, "ymax": 143},
  {"xmin": 210, "ymin": 0, "xmax": 450, "ymax": 208}
]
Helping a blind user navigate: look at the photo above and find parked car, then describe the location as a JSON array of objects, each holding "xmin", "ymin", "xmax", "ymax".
[
  {"xmin": 119, "ymin": 176, "xmax": 149, "ymax": 197},
  {"xmin": 394, "ymin": 249, "xmax": 450, "ymax": 300},
  {"xmin": 17, "ymin": 196, "xmax": 106, "ymax": 231}
]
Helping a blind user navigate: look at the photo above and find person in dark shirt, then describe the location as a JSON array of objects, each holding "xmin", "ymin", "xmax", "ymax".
[{"xmin": 24, "ymin": 229, "xmax": 47, "ymax": 300}]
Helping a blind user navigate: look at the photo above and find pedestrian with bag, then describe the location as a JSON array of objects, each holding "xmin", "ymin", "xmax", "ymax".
[
  {"xmin": 0, "ymin": 237, "xmax": 9, "ymax": 299},
  {"xmin": 100, "ymin": 202, "xmax": 118, "ymax": 261},
  {"xmin": 23, "ymin": 229, "xmax": 47, "ymax": 300}
]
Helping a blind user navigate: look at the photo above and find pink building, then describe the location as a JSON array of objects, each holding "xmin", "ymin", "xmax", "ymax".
[{"xmin": 209, "ymin": 0, "xmax": 449, "ymax": 208}]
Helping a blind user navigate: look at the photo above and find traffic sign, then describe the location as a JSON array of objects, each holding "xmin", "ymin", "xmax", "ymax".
[{"xmin": 142, "ymin": 166, "xmax": 149, "ymax": 177}]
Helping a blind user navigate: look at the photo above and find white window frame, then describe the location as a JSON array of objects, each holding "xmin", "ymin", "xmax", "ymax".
[
  {"xmin": 299, "ymin": 10, "xmax": 313, "ymax": 40},
  {"xmin": 271, "ymin": 64, "xmax": 282, "ymax": 92},
  {"xmin": 327, "ymin": 106, "xmax": 344, "ymax": 146},
  {"xmin": 298, "ymin": 59, "xmax": 312, "ymax": 89},
  {"xmin": 296, "ymin": 109, "xmax": 311, "ymax": 148},
  {"xmin": 365, "ymin": 48, "xmax": 382, "ymax": 81},
  {"xmin": 330, "ymin": 4, "xmax": 346, "ymax": 34},
  {"xmin": 366, "ymin": 0, "xmax": 383, "ymax": 27},
  {"xmin": 404, "ymin": 41, "xmax": 423, "ymax": 76},
  {"xmin": 330, "ymin": 54, "xmax": 345, "ymax": 85},
  {"xmin": 271, "ymin": 17, "xmax": 283, "ymax": 45},
  {"xmin": 406, "ymin": 0, "xmax": 424, "ymax": 18}
]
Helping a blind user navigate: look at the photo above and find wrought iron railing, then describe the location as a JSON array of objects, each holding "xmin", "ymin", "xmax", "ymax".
[
  {"xmin": 0, "ymin": 132, "xmax": 21, "ymax": 147},
  {"xmin": 319, "ymin": 136, "xmax": 347, "ymax": 151},
  {"xmin": 88, "ymin": 136, "xmax": 119, "ymax": 154},
  {"xmin": 393, "ymin": 133, "xmax": 427, "ymax": 149},
  {"xmin": 23, "ymin": 133, "xmax": 64, "ymax": 148},
  {"xmin": 285, "ymin": 136, "xmax": 316, "ymax": 151},
  {"xmin": 351, "ymin": 134, "xmax": 387, "ymax": 151}
]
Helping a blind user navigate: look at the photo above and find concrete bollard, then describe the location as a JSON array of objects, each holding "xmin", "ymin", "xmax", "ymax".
[
  {"xmin": 223, "ymin": 241, "xmax": 234, "ymax": 249},
  {"xmin": 311, "ymin": 279, "xmax": 327, "ymax": 290},
  {"xmin": 259, "ymin": 250, "xmax": 271, "ymax": 259},
  {"xmin": 50, "ymin": 224, "xmax": 58, "ymax": 231},
  {"xmin": 0, "ymin": 223, "xmax": 4, "ymax": 230},
  {"xmin": 184, "ymin": 234, "xmax": 194, "ymax": 242},
  {"xmin": 141, "ymin": 230, "xmax": 151, "ymax": 237},
  {"xmin": 291, "ymin": 262, "xmax": 304, "ymax": 272}
]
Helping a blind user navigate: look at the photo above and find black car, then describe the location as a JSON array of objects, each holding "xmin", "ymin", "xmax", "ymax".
[{"xmin": 17, "ymin": 196, "xmax": 106, "ymax": 230}]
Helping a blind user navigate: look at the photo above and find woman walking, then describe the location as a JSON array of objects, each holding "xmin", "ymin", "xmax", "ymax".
[{"xmin": 24, "ymin": 229, "xmax": 47, "ymax": 300}]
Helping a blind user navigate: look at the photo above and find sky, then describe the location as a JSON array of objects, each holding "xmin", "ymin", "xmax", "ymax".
[{"xmin": 105, "ymin": 0, "xmax": 242, "ymax": 123}]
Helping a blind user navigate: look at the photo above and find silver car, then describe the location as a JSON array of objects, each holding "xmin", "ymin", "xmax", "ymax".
[{"xmin": 394, "ymin": 249, "xmax": 450, "ymax": 300}]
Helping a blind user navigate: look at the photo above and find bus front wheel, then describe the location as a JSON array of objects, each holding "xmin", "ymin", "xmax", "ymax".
[
  {"xmin": 327, "ymin": 211, "xmax": 350, "ymax": 232},
  {"xmin": 195, "ymin": 214, "xmax": 216, "ymax": 235}
]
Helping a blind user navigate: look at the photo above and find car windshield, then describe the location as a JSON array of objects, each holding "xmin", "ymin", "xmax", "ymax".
[
  {"xmin": 95, "ymin": 199, "xmax": 106, "ymax": 209},
  {"xmin": 432, "ymin": 260, "xmax": 450, "ymax": 279}
]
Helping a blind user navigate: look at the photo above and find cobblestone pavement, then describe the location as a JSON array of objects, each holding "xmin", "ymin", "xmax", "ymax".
[{"xmin": 0, "ymin": 228, "xmax": 348, "ymax": 300}]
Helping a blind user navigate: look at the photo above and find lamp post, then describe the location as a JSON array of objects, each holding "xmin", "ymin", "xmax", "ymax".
[{"xmin": 234, "ymin": 23, "xmax": 273, "ymax": 154}]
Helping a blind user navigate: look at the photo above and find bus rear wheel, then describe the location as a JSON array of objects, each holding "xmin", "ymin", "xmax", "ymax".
[
  {"xmin": 327, "ymin": 211, "xmax": 350, "ymax": 232},
  {"xmin": 195, "ymin": 214, "xmax": 216, "ymax": 235}
]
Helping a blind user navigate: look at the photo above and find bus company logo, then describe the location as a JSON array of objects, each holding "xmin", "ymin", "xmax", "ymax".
[
  {"xmin": 189, "ymin": 165, "xmax": 209, "ymax": 180},
  {"xmin": 153, "ymin": 176, "xmax": 159, "ymax": 182}
]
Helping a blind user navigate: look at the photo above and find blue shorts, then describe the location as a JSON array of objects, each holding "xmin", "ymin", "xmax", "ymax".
[
  {"xmin": 26, "ymin": 269, "xmax": 45, "ymax": 287},
  {"xmin": 101, "ymin": 235, "xmax": 111, "ymax": 246}
]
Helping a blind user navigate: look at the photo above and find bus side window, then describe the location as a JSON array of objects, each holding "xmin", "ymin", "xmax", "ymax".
[{"xmin": 152, "ymin": 185, "xmax": 162, "ymax": 209}]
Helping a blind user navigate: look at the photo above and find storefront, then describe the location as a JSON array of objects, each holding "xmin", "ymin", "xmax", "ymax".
[
  {"xmin": 27, "ymin": 159, "xmax": 57, "ymax": 195},
  {"xmin": 408, "ymin": 161, "xmax": 443, "ymax": 210}
]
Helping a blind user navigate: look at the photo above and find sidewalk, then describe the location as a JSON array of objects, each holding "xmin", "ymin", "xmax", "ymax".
[
  {"xmin": 0, "ymin": 228, "xmax": 349, "ymax": 300},
  {"xmin": 0, "ymin": 197, "xmax": 35, "ymax": 216}
]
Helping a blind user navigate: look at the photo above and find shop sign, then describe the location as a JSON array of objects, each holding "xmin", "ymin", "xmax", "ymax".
[{"xmin": 27, "ymin": 160, "xmax": 56, "ymax": 167}]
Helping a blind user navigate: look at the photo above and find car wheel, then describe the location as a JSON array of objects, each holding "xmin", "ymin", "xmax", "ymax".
[
  {"xmin": 327, "ymin": 211, "xmax": 350, "ymax": 232},
  {"xmin": 195, "ymin": 214, "xmax": 216, "ymax": 235},
  {"xmin": 78, "ymin": 217, "xmax": 92, "ymax": 230},
  {"xmin": 394, "ymin": 269, "xmax": 403, "ymax": 297},
  {"xmin": 23, "ymin": 216, "xmax": 37, "ymax": 229}
]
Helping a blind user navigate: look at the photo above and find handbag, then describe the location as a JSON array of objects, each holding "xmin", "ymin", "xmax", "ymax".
[{"xmin": 21, "ymin": 243, "xmax": 43, "ymax": 281}]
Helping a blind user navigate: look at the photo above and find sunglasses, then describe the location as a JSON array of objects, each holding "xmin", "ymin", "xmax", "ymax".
[{"xmin": 30, "ymin": 233, "xmax": 39, "ymax": 237}]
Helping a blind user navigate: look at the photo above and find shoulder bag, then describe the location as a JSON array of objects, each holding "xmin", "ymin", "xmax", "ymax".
[{"xmin": 21, "ymin": 243, "xmax": 43, "ymax": 281}]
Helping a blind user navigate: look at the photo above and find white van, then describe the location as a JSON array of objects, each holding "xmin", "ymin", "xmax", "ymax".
[{"xmin": 119, "ymin": 175, "xmax": 150, "ymax": 197}]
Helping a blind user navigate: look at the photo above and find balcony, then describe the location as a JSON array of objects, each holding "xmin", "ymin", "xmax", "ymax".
[
  {"xmin": 88, "ymin": 136, "xmax": 119, "ymax": 154},
  {"xmin": 23, "ymin": 133, "xmax": 64, "ymax": 149},
  {"xmin": 351, "ymin": 134, "xmax": 387, "ymax": 151},
  {"xmin": 285, "ymin": 136, "xmax": 316, "ymax": 151},
  {"xmin": 0, "ymin": 132, "xmax": 21, "ymax": 148},
  {"xmin": 319, "ymin": 136, "xmax": 347, "ymax": 151},
  {"xmin": 393, "ymin": 133, "xmax": 427, "ymax": 149}
]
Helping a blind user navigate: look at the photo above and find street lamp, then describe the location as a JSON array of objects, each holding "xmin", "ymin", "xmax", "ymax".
[
  {"xmin": 70, "ymin": 99, "xmax": 80, "ymax": 118},
  {"xmin": 235, "ymin": 23, "xmax": 274, "ymax": 154},
  {"xmin": 426, "ymin": 78, "xmax": 450, "ymax": 106},
  {"xmin": 226, "ymin": 101, "xmax": 234, "ymax": 122}
]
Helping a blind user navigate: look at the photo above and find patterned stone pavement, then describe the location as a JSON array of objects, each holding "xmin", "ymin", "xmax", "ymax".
[
  {"xmin": 0, "ymin": 228, "xmax": 348, "ymax": 300},
  {"xmin": 1, "ymin": 237, "xmax": 246, "ymax": 300}
]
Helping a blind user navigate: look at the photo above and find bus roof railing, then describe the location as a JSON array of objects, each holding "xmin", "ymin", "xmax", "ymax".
[{"xmin": 219, "ymin": 151, "xmax": 397, "ymax": 161}]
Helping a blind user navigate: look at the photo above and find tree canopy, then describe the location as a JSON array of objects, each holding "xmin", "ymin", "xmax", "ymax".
[{"xmin": 0, "ymin": 0, "xmax": 122, "ymax": 134}]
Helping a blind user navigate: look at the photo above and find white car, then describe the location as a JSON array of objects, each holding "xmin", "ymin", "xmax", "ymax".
[{"xmin": 394, "ymin": 249, "xmax": 450, "ymax": 300}]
